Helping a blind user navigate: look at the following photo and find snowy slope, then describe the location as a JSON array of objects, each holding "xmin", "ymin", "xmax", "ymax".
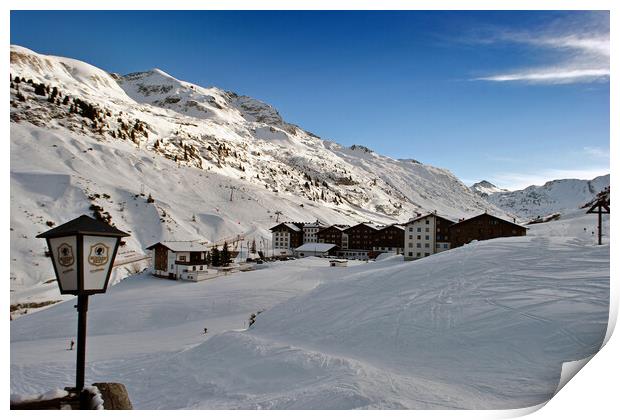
[
  {"xmin": 10, "ymin": 45, "xmax": 505, "ymax": 303},
  {"xmin": 485, "ymin": 175, "xmax": 609, "ymax": 219},
  {"xmin": 10, "ymin": 212, "xmax": 609, "ymax": 409},
  {"xmin": 470, "ymin": 180, "xmax": 508, "ymax": 197}
]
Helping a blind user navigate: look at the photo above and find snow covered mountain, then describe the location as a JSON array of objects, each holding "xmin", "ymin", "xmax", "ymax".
[
  {"xmin": 10, "ymin": 45, "xmax": 503, "ymax": 302},
  {"xmin": 469, "ymin": 180, "xmax": 508, "ymax": 197},
  {"xmin": 484, "ymin": 175, "xmax": 610, "ymax": 220}
]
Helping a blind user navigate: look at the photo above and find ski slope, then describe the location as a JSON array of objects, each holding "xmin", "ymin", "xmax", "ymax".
[{"xmin": 10, "ymin": 212, "xmax": 609, "ymax": 409}]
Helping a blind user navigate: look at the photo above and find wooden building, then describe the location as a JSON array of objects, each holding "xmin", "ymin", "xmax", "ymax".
[
  {"xmin": 343, "ymin": 223, "xmax": 381, "ymax": 252},
  {"xmin": 448, "ymin": 213, "xmax": 527, "ymax": 248},
  {"xmin": 373, "ymin": 224, "xmax": 405, "ymax": 254},
  {"xmin": 146, "ymin": 241, "xmax": 213, "ymax": 280},
  {"xmin": 317, "ymin": 225, "xmax": 349, "ymax": 248}
]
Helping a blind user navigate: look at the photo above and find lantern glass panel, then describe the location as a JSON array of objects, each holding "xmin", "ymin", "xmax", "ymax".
[
  {"xmin": 48, "ymin": 235, "xmax": 78, "ymax": 293},
  {"xmin": 82, "ymin": 235, "xmax": 118, "ymax": 291}
]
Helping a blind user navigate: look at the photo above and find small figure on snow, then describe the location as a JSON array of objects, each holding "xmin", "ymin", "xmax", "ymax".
[
  {"xmin": 69, "ymin": 339, "xmax": 75, "ymax": 351},
  {"xmin": 203, "ymin": 328, "xmax": 208, "ymax": 335}
]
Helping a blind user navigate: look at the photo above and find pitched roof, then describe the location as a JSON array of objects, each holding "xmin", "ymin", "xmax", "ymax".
[
  {"xmin": 283, "ymin": 223, "xmax": 302, "ymax": 232},
  {"xmin": 379, "ymin": 224, "xmax": 405, "ymax": 231},
  {"xmin": 294, "ymin": 243, "xmax": 338, "ymax": 252},
  {"xmin": 318, "ymin": 225, "xmax": 349, "ymax": 233},
  {"xmin": 449, "ymin": 213, "xmax": 527, "ymax": 229},
  {"xmin": 270, "ymin": 222, "xmax": 302, "ymax": 232},
  {"xmin": 405, "ymin": 213, "xmax": 455, "ymax": 225},
  {"xmin": 344, "ymin": 222, "xmax": 382, "ymax": 233},
  {"xmin": 36, "ymin": 214, "xmax": 129, "ymax": 238},
  {"xmin": 146, "ymin": 241, "xmax": 209, "ymax": 252},
  {"xmin": 303, "ymin": 221, "xmax": 328, "ymax": 228}
]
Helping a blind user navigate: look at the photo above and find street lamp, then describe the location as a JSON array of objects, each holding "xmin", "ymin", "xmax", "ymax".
[{"xmin": 37, "ymin": 215, "xmax": 129, "ymax": 406}]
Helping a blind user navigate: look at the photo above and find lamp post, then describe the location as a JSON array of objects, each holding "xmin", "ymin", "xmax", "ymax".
[{"xmin": 37, "ymin": 215, "xmax": 129, "ymax": 408}]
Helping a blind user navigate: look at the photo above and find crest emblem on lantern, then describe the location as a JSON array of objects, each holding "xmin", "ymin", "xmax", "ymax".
[
  {"xmin": 88, "ymin": 243, "xmax": 110, "ymax": 266},
  {"xmin": 57, "ymin": 243, "xmax": 75, "ymax": 267}
]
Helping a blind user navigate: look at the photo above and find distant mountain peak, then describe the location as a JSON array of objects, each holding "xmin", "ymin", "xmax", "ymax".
[{"xmin": 470, "ymin": 180, "xmax": 507, "ymax": 197}]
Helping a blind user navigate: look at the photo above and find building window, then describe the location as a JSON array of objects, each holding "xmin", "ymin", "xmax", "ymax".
[
  {"xmin": 200, "ymin": 265, "xmax": 204, "ymax": 270},
  {"xmin": 426, "ymin": 220, "xmax": 430, "ymax": 224},
  {"xmin": 408, "ymin": 252, "xmax": 413, "ymax": 256},
  {"xmin": 417, "ymin": 235, "xmax": 421, "ymax": 240},
  {"xmin": 444, "ymin": 244, "xmax": 449, "ymax": 249},
  {"xmin": 408, "ymin": 243, "xmax": 413, "ymax": 247},
  {"xmin": 417, "ymin": 227, "xmax": 421, "ymax": 232},
  {"xmin": 424, "ymin": 243, "xmax": 430, "ymax": 248},
  {"xmin": 416, "ymin": 243, "xmax": 421, "ymax": 248},
  {"xmin": 425, "ymin": 235, "xmax": 429, "ymax": 240},
  {"xmin": 425, "ymin": 252, "xmax": 430, "ymax": 256},
  {"xmin": 179, "ymin": 256, "xmax": 186, "ymax": 262},
  {"xmin": 409, "ymin": 227, "xmax": 413, "ymax": 232},
  {"xmin": 192, "ymin": 266, "xmax": 196, "ymax": 271},
  {"xmin": 409, "ymin": 235, "xmax": 413, "ymax": 239},
  {"xmin": 425, "ymin": 228, "xmax": 429, "ymax": 232},
  {"xmin": 417, "ymin": 252, "xmax": 421, "ymax": 257}
]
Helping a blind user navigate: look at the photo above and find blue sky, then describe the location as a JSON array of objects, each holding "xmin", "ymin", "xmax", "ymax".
[{"xmin": 10, "ymin": 10, "xmax": 609, "ymax": 190}]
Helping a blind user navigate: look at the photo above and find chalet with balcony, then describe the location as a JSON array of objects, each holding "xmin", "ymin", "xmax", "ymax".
[
  {"xmin": 317, "ymin": 224, "xmax": 350, "ymax": 249},
  {"xmin": 448, "ymin": 213, "xmax": 527, "ymax": 248},
  {"xmin": 343, "ymin": 223, "xmax": 381, "ymax": 257},
  {"xmin": 146, "ymin": 241, "xmax": 214, "ymax": 281}
]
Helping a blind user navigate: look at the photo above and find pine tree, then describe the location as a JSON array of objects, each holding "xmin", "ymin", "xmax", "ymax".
[
  {"xmin": 251, "ymin": 239, "xmax": 257, "ymax": 254},
  {"xmin": 221, "ymin": 242, "xmax": 230, "ymax": 266},
  {"xmin": 34, "ymin": 83, "xmax": 46, "ymax": 96},
  {"xmin": 211, "ymin": 247, "xmax": 221, "ymax": 267}
]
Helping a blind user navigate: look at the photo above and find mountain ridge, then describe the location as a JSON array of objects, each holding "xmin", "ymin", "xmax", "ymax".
[
  {"xmin": 10, "ymin": 44, "xmax": 506, "ymax": 301},
  {"xmin": 482, "ymin": 175, "xmax": 610, "ymax": 219}
]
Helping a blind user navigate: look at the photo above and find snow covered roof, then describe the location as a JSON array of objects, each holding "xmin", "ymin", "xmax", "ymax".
[
  {"xmin": 284, "ymin": 223, "xmax": 302, "ymax": 232},
  {"xmin": 318, "ymin": 225, "xmax": 349, "ymax": 232},
  {"xmin": 303, "ymin": 221, "xmax": 328, "ymax": 228},
  {"xmin": 146, "ymin": 241, "xmax": 208, "ymax": 252},
  {"xmin": 294, "ymin": 243, "xmax": 338, "ymax": 252},
  {"xmin": 405, "ymin": 213, "xmax": 455, "ymax": 225},
  {"xmin": 450, "ymin": 213, "xmax": 528, "ymax": 229}
]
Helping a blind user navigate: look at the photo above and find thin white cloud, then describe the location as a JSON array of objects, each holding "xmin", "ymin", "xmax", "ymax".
[
  {"xmin": 583, "ymin": 146, "xmax": 610, "ymax": 160},
  {"xmin": 491, "ymin": 168, "xmax": 609, "ymax": 191},
  {"xmin": 472, "ymin": 13, "xmax": 609, "ymax": 84},
  {"xmin": 476, "ymin": 68, "xmax": 608, "ymax": 84}
]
